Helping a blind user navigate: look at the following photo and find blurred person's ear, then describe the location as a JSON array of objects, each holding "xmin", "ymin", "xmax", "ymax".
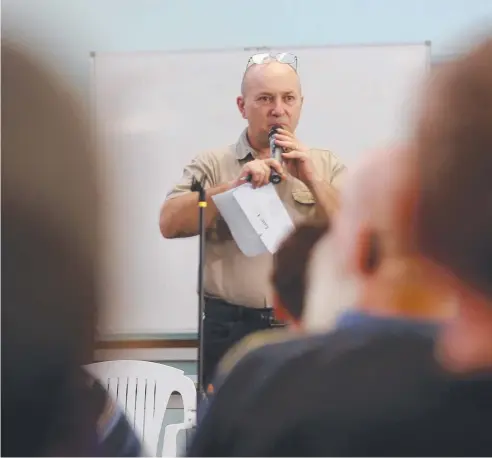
[{"xmin": 354, "ymin": 229, "xmax": 381, "ymax": 276}]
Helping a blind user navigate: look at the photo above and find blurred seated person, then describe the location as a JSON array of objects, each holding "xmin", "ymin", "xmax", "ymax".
[
  {"xmin": 2, "ymin": 41, "xmax": 141, "ymax": 457},
  {"xmin": 271, "ymin": 220, "xmax": 330, "ymax": 328}
]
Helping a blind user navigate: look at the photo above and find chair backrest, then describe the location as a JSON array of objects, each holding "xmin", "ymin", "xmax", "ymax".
[{"xmin": 85, "ymin": 360, "xmax": 197, "ymax": 456}]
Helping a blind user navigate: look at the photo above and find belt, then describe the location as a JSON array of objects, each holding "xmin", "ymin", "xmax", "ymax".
[{"xmin": 205, "ymin": 297, "xmax": 286, "ymax": 327}]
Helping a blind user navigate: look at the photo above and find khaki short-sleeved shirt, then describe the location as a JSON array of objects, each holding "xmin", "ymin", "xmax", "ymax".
[{"xmin": 166, "ymin": 129, "xmax": 346, "ymax": 308}]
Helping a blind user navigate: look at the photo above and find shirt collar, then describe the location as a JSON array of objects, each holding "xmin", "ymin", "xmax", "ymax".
[
  {"xmin": 235, "ymin": 128, "xmax": 259, "ymax": 161},
  {"xmin": 336, "ymin": 310, "xmax": 440, "ymax": 335}
]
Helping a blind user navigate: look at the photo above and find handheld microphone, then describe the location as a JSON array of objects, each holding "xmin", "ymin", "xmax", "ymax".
[
  {"xmin": 268, "ymin": 125, "xmax": 283, "ymax": 185},
  {"xmin": 245, "ymin": 126, "xmax": 283, "ymax": 185}
]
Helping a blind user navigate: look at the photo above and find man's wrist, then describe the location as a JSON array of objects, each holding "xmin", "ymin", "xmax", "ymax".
[{"xmin": 207, "ymin": 181, "xmax": 233, "ymax": 199}]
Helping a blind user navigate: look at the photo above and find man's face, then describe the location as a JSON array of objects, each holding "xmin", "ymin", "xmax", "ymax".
[{"xmin": 237, "ymin": 62, "xmax": 303, "ymax": 144}]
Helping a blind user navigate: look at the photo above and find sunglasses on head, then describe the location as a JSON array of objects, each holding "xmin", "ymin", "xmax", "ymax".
[{"xmin": 245, "ymin": 52, "xmax": 298, "ymax": 72}]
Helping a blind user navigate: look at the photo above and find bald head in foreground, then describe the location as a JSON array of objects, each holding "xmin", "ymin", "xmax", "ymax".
[
  {"xmin": 161, "ymin": 52, "xmax": 347, "ymax": 388},
  {"xmin": 188, "ymin": 34, "xmax": 492, "ymax": 457},
  {"xmin": 305, "ymin": 145, "xmax": 455, "ymax": 330}
]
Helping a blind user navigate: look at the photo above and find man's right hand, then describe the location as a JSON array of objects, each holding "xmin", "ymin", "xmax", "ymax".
[{"xmin": 233, "ymin": 159, "xmax": 285, "ymax": 188}]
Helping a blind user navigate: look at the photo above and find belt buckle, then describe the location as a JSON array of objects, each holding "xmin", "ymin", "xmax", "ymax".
[
  {"xmin": 271, "ymin": 322, "xmax": 286, "ymax": 328},
  {"xmin": 268, "ymin": 314, "xmax": 286, "ymax": 327}
]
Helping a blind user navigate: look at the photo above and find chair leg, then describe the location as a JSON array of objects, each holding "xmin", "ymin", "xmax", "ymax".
[{"xmin": 162, "ymin": 423, "xmax": 188, "ymax": 457}]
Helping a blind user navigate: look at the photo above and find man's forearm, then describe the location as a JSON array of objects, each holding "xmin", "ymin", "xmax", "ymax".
[
  {"xmin": 308, "ymin": 178, "xmax": 340, "ymax": 219},
  {"xmin": 160, "ymin": 182, "xmax": 231, "ymax": 238}
]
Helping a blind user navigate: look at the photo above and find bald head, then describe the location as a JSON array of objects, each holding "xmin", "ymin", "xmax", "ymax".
[
  {"xmin": 304, "ymin": 145, "xmax": 448, "ymax": 329},
  {"xmin": 241, "ymin": 61, "xmax": 302, "ymax": 97},
  {"xmin": 237, "ymin": 60, "xmax": 304, "ymax": 147},
  {"xmin": 336, "ymin": 147, "xmax": 417, "ymax": 263},
  {"xmin": 303, "ymin": 150, "xmax": 408, "ymax": 332},
  {"xmin": 328, "ymin": 145, "xmax": 455, "ymax": 320}
]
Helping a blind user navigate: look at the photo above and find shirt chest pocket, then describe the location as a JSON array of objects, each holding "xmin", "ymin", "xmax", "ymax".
[{"xmin": 291, "ymin": 181, "xmax": 316, "ymax": 205}]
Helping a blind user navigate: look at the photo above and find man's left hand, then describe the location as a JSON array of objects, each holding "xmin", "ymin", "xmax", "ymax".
[{"xmin": 273, "ymin": 128, "xmax": 318, "ymax": 187}]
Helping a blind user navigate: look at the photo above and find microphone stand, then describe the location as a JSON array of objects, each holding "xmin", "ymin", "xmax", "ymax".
[{"xmin": 190, "ymin": 175, "xmax": 207, "ymax": 406}]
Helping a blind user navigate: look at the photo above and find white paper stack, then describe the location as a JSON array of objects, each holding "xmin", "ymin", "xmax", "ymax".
[{"xmin": 212, "ymin": 183, "xmax": 295, "ymax": 257}]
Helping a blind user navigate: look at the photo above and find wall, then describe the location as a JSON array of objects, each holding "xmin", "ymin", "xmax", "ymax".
[{"xmin": 3, "ymin": 0, "xmax": 492, "ymax": 103}]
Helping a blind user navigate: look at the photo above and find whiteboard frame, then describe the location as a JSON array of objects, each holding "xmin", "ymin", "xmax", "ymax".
[
  {"xmin": 90, "ymin": 41, "xmax": 432, "ymax": 342},
  {"xmin": 90, "ymin": 40, "xmax": 432, "ymax": 60}
]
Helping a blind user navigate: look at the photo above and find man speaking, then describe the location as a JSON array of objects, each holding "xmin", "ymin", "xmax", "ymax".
[{"xmin": 159, "ymin": 52, "xmax": 346, "ymax": 386}]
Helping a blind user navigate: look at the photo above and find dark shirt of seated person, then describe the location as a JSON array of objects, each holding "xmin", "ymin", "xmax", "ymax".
[
  {"xmin": 187, "ymin": 35, "xmax": 492, "ymax": 457},
  {"xmin": 190, "ymin": 329, "xmax": 492, "ymax": 457}
]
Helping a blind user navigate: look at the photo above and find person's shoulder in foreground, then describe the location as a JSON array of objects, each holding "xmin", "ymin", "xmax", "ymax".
[
  {"xmin": 213, "ymin": 328, "xmax": 299, "ymax": 383},
  {"xmin": 195, "ymin": 327, "xmax": 321, "ymax": 423},
  {"xmin": 189, "ymin": 326, "xmax": 364, "ymax": 456},
  {"xmin": 209, "ymin": 327, "xmax": 323, "ymax": 394},
  {"xmin": 193, "ymin": 327, "xmax": 329, "ymax": 434},
  {"xmin": 188, "ymin": 327, "xmax": 492, "ymax": 457}
]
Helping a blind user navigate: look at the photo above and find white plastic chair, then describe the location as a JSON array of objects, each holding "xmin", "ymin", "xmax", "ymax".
[{"xmin": 85, "ymin": 360, "xmax": 196, "ymax": 456}]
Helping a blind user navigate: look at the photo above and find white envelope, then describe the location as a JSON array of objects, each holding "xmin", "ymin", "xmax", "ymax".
[{"xmin": 212, "ymin": 182, "xmax": 295, "ymax": 257}]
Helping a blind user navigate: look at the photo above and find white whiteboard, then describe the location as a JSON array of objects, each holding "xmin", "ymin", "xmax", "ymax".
[{"xmin": 91, "ymin": 43, "xmax": 431, "ymax": 337}]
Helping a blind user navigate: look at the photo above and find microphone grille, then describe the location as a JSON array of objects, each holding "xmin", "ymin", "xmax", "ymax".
[{"xmin": 269, "ymin": 125, "xmax": 281, "ymax": 138}]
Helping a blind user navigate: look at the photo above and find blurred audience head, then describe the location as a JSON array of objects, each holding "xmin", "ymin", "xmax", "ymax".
[
  {"xmin": 304, "ymin": 144, "xmax": 454, "ymax": 330},
  {"xmin": 2, "ymin": 41, "xmax": 100, "ymax": 455},
  {"xmin": 331, "ymin": 145, "xmax": 455, "ymax": 321},
  {"xmin": 271, "ymin": 219, "xmax": 329, "ymax": 328},
  {"xmin": 412, "ymin": 34, "xmax": 492, "ymax": 372}
]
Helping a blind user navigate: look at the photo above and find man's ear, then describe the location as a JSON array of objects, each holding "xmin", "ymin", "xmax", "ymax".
[
  {"xmin": 355, "ymin": 229, "xmax": 380, "ymax": 276},
  {"xmin": 236, "ymin": 96, "xmax": 246, "ymax": 119}
]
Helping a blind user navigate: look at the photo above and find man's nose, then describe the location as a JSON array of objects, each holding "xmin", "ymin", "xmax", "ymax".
[{"xmin": 271, "ymin": 98, "xmax": 286, "ymax": 116}]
